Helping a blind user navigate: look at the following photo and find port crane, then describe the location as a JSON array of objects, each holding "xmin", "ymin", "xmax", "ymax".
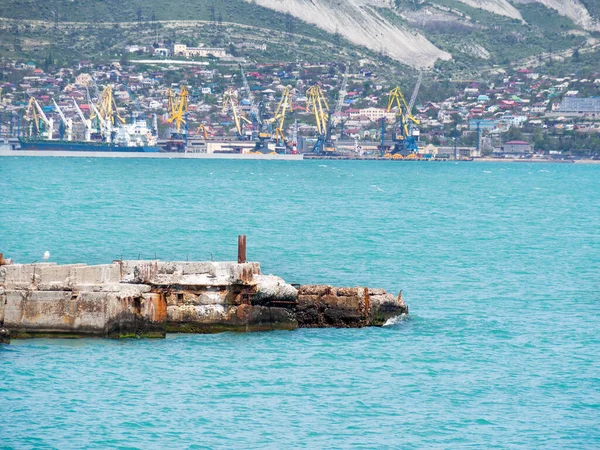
[
  {"xmin": 306, "ymin": 85, "xmax": 331, "ymax": 153},
  {"xmin": 167, "ymin": 85, "xmax": 189, "ymax": 136},
  {"xmin": 195, "ymin": 123, "xmax": 211, "ymax": 140},
  {"xmin": 93, "ymin": 86, "xmax": 126, "ymax": 127},
  {"xmin": 52, "ymin": 99, "xmax": 73, "ymax": 141},
  {"xmin": 222, "ymin": 88, "xmax": 251, "ymax": 138},
  {"xmin": 238, "ymin": 63, "xmax": 261, "ymax": 132},
  {"xmin": 25, "ymin": 97, "xmax": 54, "ymax": 140},
  {"xmin": 71, "ymin": 98, "xmax": 93, "ymax": 141},
  {"xmin": 265, "ymin": 86, "xmax": 292, "ymax": 149},
  {"xmin": 409, "ymin": 70, "xmax": 423, "ymax": 112},
  {"xmin": 331, "ymin": 65, "xmax": 349, "ymax": 138},
  {"xmin": 385, "ymin": 74, "xmax": 421, "ymax": 155},
  {"xmin": 89, "ymin": 100, "xmax": 113, "ymax": 142}
]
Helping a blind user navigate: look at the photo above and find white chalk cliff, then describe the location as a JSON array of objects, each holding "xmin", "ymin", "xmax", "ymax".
[
  {"xmin": 244, "ymin": 0, "xmax": 598, "ymax": 67},
  {"xmin": 245, "ymin": 0, "xmax": 452, "ymax": 68}
]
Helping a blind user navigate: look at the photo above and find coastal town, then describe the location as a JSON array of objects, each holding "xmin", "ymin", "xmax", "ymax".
[{"xmin": 0, "ymin": 40, "xmax": 599, "ymax": 160}]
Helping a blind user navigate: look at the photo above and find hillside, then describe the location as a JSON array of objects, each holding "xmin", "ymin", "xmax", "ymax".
[
  {"xmin": 0, "ymin": 0, "xmax": 598, "ymax": 72},
  {"xmin": 245, "ymin": 0, "xmax": 599, "ymax": 67}
]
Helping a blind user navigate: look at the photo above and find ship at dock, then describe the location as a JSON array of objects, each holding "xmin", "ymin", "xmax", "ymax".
[
  {"xmin": 17, "ymin": 86, "xmax": 160, "ymax": 153},
  {"xmin": 18, "ymin": 118, "xmax": 159, "ymax": 153},
  {"xmin": 18, "ymin": 139, "xmax": 159, "ymax": 153}
]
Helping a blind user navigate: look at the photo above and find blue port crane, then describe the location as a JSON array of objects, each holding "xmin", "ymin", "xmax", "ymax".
[{"xmin": 306, "ymin": 85, "xmax": 331, "ymax": 153}]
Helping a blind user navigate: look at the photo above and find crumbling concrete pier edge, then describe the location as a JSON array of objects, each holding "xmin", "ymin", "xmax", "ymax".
[{"xmin": 0, "ymin": 245, "xmax": 408, "ymax": 340}]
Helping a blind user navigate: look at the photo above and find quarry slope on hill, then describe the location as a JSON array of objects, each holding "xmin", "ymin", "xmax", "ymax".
[
  {"xmin": 242, "ymin": 0, "xmax": 451, "ymax": 68},
  {"xmin": 244, "ymin": 0, "xmax": 598, "ymax": 67},
  {"xmin": 456, "ymin": 0, "xmax": 523, "ymax": 20},
  {"xmin": 513, "ymin": 0, "xmax": 599, "ymax": 31}
]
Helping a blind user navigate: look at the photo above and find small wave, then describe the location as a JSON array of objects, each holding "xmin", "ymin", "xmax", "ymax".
[
  {"xmin": 383, "ymin": 314, "xmax": 409, "ymax": 327},
  {"xmin": 318, "ymin": 165, "xmax": 327, "ymax": 168},
  {"xmin": 539, "ymin": 169, "xmax": 550, "ymax": 173},
  {"xmin": 483, "ymin": 170, "xmax": 492, "ymax": 174}
]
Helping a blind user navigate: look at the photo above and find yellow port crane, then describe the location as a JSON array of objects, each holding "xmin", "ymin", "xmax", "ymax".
[
  {"xmin": 386, "ymin": 86, "xmax": 420, "ymax": 154},
  {"xmin": 222, "ymin": 88, "xmax": 251, "ymax": 137},
  {"xmin": 387, "ymin": 87, "xmax": 419, "ymax": 127},
  {"xmin": 92, "ymin": 86, "xmax": 126, "ymax": 126},
  {"xmin": 25, "ymin": 97, "xmax": 54, "ymax": 139},
  {"xmin": 195, "ymin": 123, "xmax": 210, "ymax": 140},
  {"xmin": 306, "ymin": 85, "xmax": 329, "ymax": 136},
  {"xmin": 167, "ymin": 85, "xmax": 189, "ymax": 134},
  {"xmin": 306, "ymin": 85, "xmax": 334, "ymax": 153},
  {"xmin": 266, "ymin": 87, "xmax": 292, "ymax": 144}
]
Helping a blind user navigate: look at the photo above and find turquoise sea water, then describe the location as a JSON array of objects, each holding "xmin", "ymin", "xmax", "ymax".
[{"xmin": 0, "ymin": 158, "xmax": 599, "ymax": 448}]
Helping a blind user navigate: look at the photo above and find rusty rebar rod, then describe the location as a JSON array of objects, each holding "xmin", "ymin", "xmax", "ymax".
[{"xmin": 238, "ymin": 235, "xmax": 247, "ymax": 263}]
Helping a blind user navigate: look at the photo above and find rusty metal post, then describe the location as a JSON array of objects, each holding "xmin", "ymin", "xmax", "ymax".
[
  {"xmin": 238, "ymin": 235, "xmax": 247, "ymax": 263},
  {"xmin": 0, "ymin": 253, "xmax": 4, "ymax": 266}
]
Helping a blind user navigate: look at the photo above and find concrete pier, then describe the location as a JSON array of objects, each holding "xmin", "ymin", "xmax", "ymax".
[{"xmin": 0, "ymin": 256, "xmax": 407, "ymax": 339}]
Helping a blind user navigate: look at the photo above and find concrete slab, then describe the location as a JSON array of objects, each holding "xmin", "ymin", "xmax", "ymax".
[
  {"xmin": 118, "ymin": 260, "xmax": 262, "ymax": 286},
  {"xmin": 4, "ymin": 290, "xmax": 74, "ymax": 331},
  {"xmin": 2, "ymin": 264, "xmax": 56, "ymax": 289},
  {"xmin": 38, "ymin": 264, "xmax": 87, "ymax": 290},
  {"xmin": 72, "ymin": 264, "xmax": 121, "ymax": 285}
]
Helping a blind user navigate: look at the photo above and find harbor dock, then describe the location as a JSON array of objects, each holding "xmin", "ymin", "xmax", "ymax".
[{"xmin": 0, "ymin": 149, "xmax": 303, "ymax": 160}]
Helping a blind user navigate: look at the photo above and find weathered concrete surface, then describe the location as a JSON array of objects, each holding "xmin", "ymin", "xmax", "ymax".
[
  {"xmin": 157, "ymin": 266, "xmax": 298, "ymax": 333},
  {"xmin": 1, "ymin": 262, "xmax": 167, "ymax": 338},
  {"xmin": 0, "ymin": 260, "xmax": 300, "ymax": 337},
  {"xmin": 296, "ymin": 285, "xmax": 408, "ymax": 328},
  {"xmin": 0, "ymin": 259, "xmax": 408, "ymax": 338}
]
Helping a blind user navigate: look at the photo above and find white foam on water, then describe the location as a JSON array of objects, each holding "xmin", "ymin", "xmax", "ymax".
[{"xmin": 383, "ymin": 314, "xmax": 408, "ymax": 327}]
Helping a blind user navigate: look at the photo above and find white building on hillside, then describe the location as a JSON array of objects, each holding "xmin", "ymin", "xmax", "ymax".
[
  {"xmin": 172, "ymin": 44, "xmax": 227, "ymax": 59},
  {"xmin": 349, "ymin": 107, "xmax": 395, "ymax": 122}
]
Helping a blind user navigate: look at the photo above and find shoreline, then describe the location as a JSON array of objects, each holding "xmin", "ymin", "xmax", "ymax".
[
  {"xmin": 472, "ymin": 158, "xmax": 600, "ymax": 164},
  {"xmin": 0, "ymin": 149, "xmax": 303, "ymax": 160},
  {"xmin": 1, "ymin": 150, "xmax": 598, "ymax": 164}
]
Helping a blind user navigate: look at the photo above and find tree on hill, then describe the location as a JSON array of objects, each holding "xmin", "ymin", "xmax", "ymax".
[{"xmin": 505, "ymin": 126, "xmax": 524, "ymax": 142}]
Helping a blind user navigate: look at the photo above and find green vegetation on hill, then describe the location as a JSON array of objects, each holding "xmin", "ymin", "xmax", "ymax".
[
  {"xmin": 580, "ymin": 0, "xmax": 600, "ymax": 20},
  {"xmin": 0, "ymin": 0, "xmax": 300, "ymax": 32},
  {"xmin": 0, "ymin": 0, "xmax": 384, "ymax": 71},
  {"xmin": 429, "ymin": 1, "xmax": 586, "ymax": 76},
  {"xmin": 0, "ymin": 0, "xmax": 595, "ymax": 77}
]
